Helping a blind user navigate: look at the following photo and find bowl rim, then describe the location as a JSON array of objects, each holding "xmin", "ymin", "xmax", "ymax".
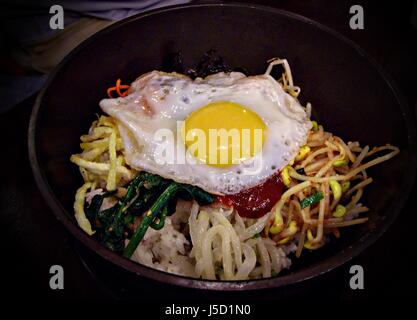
[{"xmin": 28, "ymin": 2, "xmax": 417, "ymax": 291}]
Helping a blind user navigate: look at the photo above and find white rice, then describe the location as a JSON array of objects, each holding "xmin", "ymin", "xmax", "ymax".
[{"xmin": 129, "ymin": 210, "xmax": 196, "ymax": 277}]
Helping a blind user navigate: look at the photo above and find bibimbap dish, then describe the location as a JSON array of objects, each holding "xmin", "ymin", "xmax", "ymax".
[{"xmin": 69, "ymin": 52, "xmax": 399, "ymax": 280}]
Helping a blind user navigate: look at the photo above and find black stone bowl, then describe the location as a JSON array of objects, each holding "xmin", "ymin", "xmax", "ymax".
[{"xmin": 28, "ymin": 3, "xmax": 417, "ymax": 290}]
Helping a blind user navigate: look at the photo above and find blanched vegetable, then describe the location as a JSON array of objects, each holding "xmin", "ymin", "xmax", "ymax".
[
  {"xmin": 281, "ymin": 166, "xmax": 291, "ymax": 188},
  {"xmin": 83, "ymin": 172, "xmax": 214, "ymax": 254},
  {"xmin": 123, "ymin": 181, "xmax": 215, "ymax": 258},
  {"xmin": 332, "ymin": 204, "xmax": 347, "ymax": 218},
  {"xmin": 329, "ymin": 180, "xmax": 342, "ymax": 201}
]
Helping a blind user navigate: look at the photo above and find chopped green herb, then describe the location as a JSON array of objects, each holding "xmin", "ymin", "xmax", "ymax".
[{"xmin": 300, "ymin": 192, "xmax": 324, "ymax": 209}]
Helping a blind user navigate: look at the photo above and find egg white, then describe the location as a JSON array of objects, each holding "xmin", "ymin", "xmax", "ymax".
[{"xmin": 100, "ymin": 71, "xmax": 311, "ymax": 194}]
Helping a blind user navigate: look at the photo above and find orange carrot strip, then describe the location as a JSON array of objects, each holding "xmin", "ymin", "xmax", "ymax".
[
  {"xmin": 107, "ymin": 79, "xmax": 130, "ymax": 98},
  {"xmin": 115, "ymin": 79, "xmax": 122, "ymax": 96},
  {"xmin": 107, "ymin": 87, "xmax": 116, "ymax": 98}
]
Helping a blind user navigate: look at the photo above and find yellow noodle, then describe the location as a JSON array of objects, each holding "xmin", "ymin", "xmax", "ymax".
[{"xmin": 106, "ymin": 131, "xmax": 117, "ymax": 191}]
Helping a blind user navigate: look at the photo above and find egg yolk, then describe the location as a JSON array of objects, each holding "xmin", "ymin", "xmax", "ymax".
[{"xmin": 184, "ymin": 101, "xmax": 266, "ymax": 167}]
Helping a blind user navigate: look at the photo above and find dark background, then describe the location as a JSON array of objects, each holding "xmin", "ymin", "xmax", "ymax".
[{"xmin": 0, "ymin": 0, "xmax": 416, "ymax": 304}]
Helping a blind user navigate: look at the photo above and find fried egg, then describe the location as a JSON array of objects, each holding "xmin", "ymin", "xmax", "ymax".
[{"xmin": 100, "ymin": 71, "xmax": 311, "ymax": 194}]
